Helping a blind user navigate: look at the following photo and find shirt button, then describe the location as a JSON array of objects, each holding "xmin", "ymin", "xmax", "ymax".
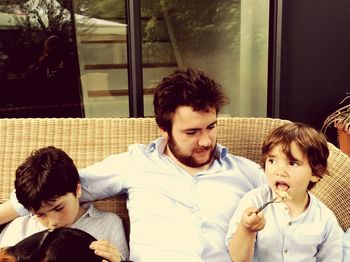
[
  {"xmin": 192, "ymin": 178, "xmax": 197, "ymax": 184},
  {"xmin": 202, "ymin": 227, "xmax": 207, "ymax": 233},
  {"xmin": 288, "ymin": 222, "xmax": 292, "ymax": 226},
  {"xmin": 284, "ymin": 249, "xmax": 288, "ymax": 254}
]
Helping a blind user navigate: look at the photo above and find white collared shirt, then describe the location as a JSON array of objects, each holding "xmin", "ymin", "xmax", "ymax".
[
  {"xmin": 0, "ymin": 204, "xmax": 129, "ymax": 260},
  {"xmin": 343, "ymin": 229, "xmax": 350, "ymax": 262},
  {"xmin": 12, "ymin": 137, "xmax": 266, "ymax": 262},
  {"xmin": 226, "ymin": 184, "xmax": 343, "ymax": 262}
]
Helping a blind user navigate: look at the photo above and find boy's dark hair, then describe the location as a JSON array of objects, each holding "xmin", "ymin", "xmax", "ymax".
[
  {"xmin": 153, "ymin": 67, "xmax": 229, "ymax": 132},
  {"xmin": 261, "ymin": 122, "xmax": 329, "ymax": 190},
  {"xmin": 15, "ymin": 146, "xmax": 80, "ymax": 211}
]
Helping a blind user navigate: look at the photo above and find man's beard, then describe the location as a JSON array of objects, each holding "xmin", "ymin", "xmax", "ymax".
[{"xmin": 167, "ymin": 134, "xmax": 216, "ymax": 168}]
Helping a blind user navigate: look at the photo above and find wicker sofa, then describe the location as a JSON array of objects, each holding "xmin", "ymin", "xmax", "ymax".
[{"xmin": 0, "ymin": 117, "xmax": 349, "ymax": 241}]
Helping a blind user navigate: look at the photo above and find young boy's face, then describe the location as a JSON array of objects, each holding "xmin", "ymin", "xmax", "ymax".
[
  {"xmin": 265, "ymin": 142, "xmax": 320, "ymax": 201},
  {"xmin": 30, "ymin": 185, "xmax": 82, "ymax": 229}
]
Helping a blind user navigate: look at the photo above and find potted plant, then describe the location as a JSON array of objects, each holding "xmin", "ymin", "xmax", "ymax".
[{"xmin": 322, "ymin": 93, "xmax": 350, "ymax": 157}]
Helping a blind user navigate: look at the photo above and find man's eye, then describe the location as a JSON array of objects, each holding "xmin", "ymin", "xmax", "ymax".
[
  {"xmin": 208, "ymin": 124, "xmax": 216, "ymax": 129},
  {"xmin": 186, "ymin": 131, "xmax": 196, "ymax": 135}
]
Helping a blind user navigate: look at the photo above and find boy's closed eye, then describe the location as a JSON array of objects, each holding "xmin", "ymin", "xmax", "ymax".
[{"xmin": 54, "ymin": 206, "xmax": 64, "ymax": 212}]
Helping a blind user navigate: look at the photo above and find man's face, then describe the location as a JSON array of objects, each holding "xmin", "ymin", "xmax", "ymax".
[
  {"xmin": 166, "ymin": 106, "xmax": 217, "ymax": 168},
  {"xmin": 30, "ymin": 185, "xmax": 82, "ymax": 230}
]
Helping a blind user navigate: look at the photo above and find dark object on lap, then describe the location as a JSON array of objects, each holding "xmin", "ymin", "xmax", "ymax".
[{"xmin": 0, "ymin": 228, "xmax": 102, "ymax": 262}]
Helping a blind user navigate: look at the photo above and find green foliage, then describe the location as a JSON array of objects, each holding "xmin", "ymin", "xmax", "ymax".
[
  {"xmin": 3, "ymin": 0, "xmax": 74, "ymax": 77},
  {"xmin": 74, "ymin": 0, "xmax": 125, "ymax": 22}
]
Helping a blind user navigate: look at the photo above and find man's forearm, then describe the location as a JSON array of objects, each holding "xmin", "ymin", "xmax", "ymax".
[{"xmin": 0, "ymin": 200, "xmax": 19, "ymax": 225}]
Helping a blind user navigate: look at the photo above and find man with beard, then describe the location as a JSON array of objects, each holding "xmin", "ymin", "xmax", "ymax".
[{"xmin": 2, "ymin": 67, "xmax": 266, "ymax": 262}]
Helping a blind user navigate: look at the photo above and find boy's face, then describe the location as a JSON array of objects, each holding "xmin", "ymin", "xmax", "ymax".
[
  {"xmin": 265, "ymin": 142, "xmax": 320, "ymax": 201},
  {"xmin": 30, "ymin": 185, "xmax": 82, "ymax": 229},
  {"xmin": 164, "ymin": 105, "xmax": 217, "ymax": 168}
]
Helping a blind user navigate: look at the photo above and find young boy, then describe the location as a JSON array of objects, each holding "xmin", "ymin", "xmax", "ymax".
[
  {"xmin": 226, "ymin": 122, "xmax": 343, "ymax": 261},
  {"xmin": 0, "ymin": 146, "xmax": 129, "ymax": 261}
]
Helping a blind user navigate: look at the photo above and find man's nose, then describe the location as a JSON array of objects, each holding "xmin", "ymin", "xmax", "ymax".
[{"xmin": 198, "ymin": 131, "xmax": 211, "ymax": 147}]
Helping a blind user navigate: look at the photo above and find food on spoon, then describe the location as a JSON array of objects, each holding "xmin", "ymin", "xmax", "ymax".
[{"xmin": 274, "ymin": 189, "xmax": 292, "ymax": 202}]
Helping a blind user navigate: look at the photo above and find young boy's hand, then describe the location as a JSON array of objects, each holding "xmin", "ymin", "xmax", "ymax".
[
  {"xmin": 240, "ymin": 207, "xmax": 266, "ymax": 232},
  {"xmin": 90, "ymin": 240, "xmax": 122, "ymax": 262}
]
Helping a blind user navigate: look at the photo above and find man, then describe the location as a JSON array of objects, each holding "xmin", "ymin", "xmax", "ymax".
[{"xmin": 1, "ymin": 68, "xmax": 266, "ymax": 261}]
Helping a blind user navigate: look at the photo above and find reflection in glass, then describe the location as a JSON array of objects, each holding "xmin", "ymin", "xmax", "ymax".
[
  {"xmin": 1, "ymin": 0, "xmax": 269, "ymax": 118},
  {"xmin": 73, "ymin": 0, "xmax": 129, "ymax": 117},
  {"xmin": 0, "ymin": 0, "xmax": 82, "ymax": 117},
  {"xmin": 141, "ymin": 0, "xmax": 269, "ymax": 117}
]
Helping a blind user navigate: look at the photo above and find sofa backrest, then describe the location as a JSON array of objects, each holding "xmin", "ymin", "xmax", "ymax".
[{"xmin": 0, "ymin": 117, "xmax": 349, "ymax": 238}]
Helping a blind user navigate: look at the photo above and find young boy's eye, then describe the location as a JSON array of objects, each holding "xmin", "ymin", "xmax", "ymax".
[
  {"xmin": 55, "ymin": 206, "xmax": 64, "ymax": 212},
  {"xmin": 267, "ymin": 158, "xmax": 275, "ymax": 164},
  {"xmin": 289, "ymin": 161, "xmax": 299, "ymax": 167}
]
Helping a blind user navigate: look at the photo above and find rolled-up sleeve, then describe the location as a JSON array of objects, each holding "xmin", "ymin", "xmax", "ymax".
[{"xmin": 10, "ymin": 190, "xmax": 29, "ymax": 216}]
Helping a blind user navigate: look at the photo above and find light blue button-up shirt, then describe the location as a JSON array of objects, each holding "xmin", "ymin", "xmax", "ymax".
[
  {"xmin": 12, "ymin": 137, "xmax": 265, "ymax": 262},
  {"xmin": 226, "ymin": 184, "xmax": 343, "ymax": 262},
  {"xmin": 343, "ymin": 229, "xmax": 350, "ymax": 262}
]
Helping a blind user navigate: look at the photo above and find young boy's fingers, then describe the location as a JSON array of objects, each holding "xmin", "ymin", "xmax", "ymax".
[{"xmin": 90, "ymin": 240, "xmax": 121, "ymax": 262}]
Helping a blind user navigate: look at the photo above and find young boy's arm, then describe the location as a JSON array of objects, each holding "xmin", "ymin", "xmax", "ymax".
[
  {"xmin": 228, "ymin": 207, "xmax": 266, "ymax": 262},
  {"xmin": 0, "ymin": 200, "xmax": 19, "ymax": 225}
]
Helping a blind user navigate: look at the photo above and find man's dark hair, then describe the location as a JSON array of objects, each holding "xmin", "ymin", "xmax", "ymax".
[
  {"xmin": 153, "ymin": 67, "xmax": 229, "ymax": 132},
  {"xmin": 15, "ymin": 146, "xmax": 80, "ymax": 211}
]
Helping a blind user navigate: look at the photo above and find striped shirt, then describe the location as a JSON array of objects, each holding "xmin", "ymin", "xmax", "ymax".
[{"xmin": 0, "ymin": 203, "xmax": 129, "ymax": 260}]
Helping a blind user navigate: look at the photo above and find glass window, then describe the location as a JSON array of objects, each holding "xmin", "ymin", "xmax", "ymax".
[
  {"xmin": 73, "ymin": 0, "xmax": 129, "ymax": 117},
  {"xmin": 141, "ymin": 0, "xmax": 269, "ymax": 117},
  {"xmin": 0, "ymin": 0, "xmax": 82, "ymax": 117},
  {"xmin": 0, "ymin": 0, "xmax": 269, "ymax": 118}
]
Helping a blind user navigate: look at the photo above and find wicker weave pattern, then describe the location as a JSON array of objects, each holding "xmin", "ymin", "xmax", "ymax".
[{"xmin": 0, "ymin": 117, "xmax": 349, "ymax": 235}]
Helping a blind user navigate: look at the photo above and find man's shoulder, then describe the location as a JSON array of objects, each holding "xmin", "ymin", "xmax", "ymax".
[
  {"xmin": 240, "ymin": 184, "xmax": 270, "ymax": 202},
  {"xmin": 225, "ymin": 153, "xmax": 263, "ymax": 173}
]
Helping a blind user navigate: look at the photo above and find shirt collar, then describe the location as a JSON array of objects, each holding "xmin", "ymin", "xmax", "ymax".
[
  {"xmin": 147, "ymin": 137, "xmax": 228, "ymax": 162},
  {"xmin": 79, "ymin": 203, "xmax": 101, "ymax": 219}
]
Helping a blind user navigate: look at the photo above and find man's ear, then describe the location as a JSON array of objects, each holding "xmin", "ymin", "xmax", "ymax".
[
  {"xmin": 310, "ymin": 175, "xmax": 320, "ymax": 183},
  {"xmin": 160, "ymin": 128, "xmax": 169, "ymax": 140},
  {"xmin": 76, "ymin": 184, "xmax": 82, "ymax": 198}
]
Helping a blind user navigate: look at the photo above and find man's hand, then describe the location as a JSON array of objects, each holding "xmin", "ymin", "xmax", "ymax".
[
  {"xmin": 240, "ymin": 207, "xmax": 266, "ymax": 232},
  {"xmin": 90, "ymin": 240, "xmax": 122, "ymax": 262}
]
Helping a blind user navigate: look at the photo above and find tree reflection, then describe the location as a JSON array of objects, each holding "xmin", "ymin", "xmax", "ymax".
[{"xmin": 0, "ymin": 0, "xmax": 81, "ymax": 117}]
